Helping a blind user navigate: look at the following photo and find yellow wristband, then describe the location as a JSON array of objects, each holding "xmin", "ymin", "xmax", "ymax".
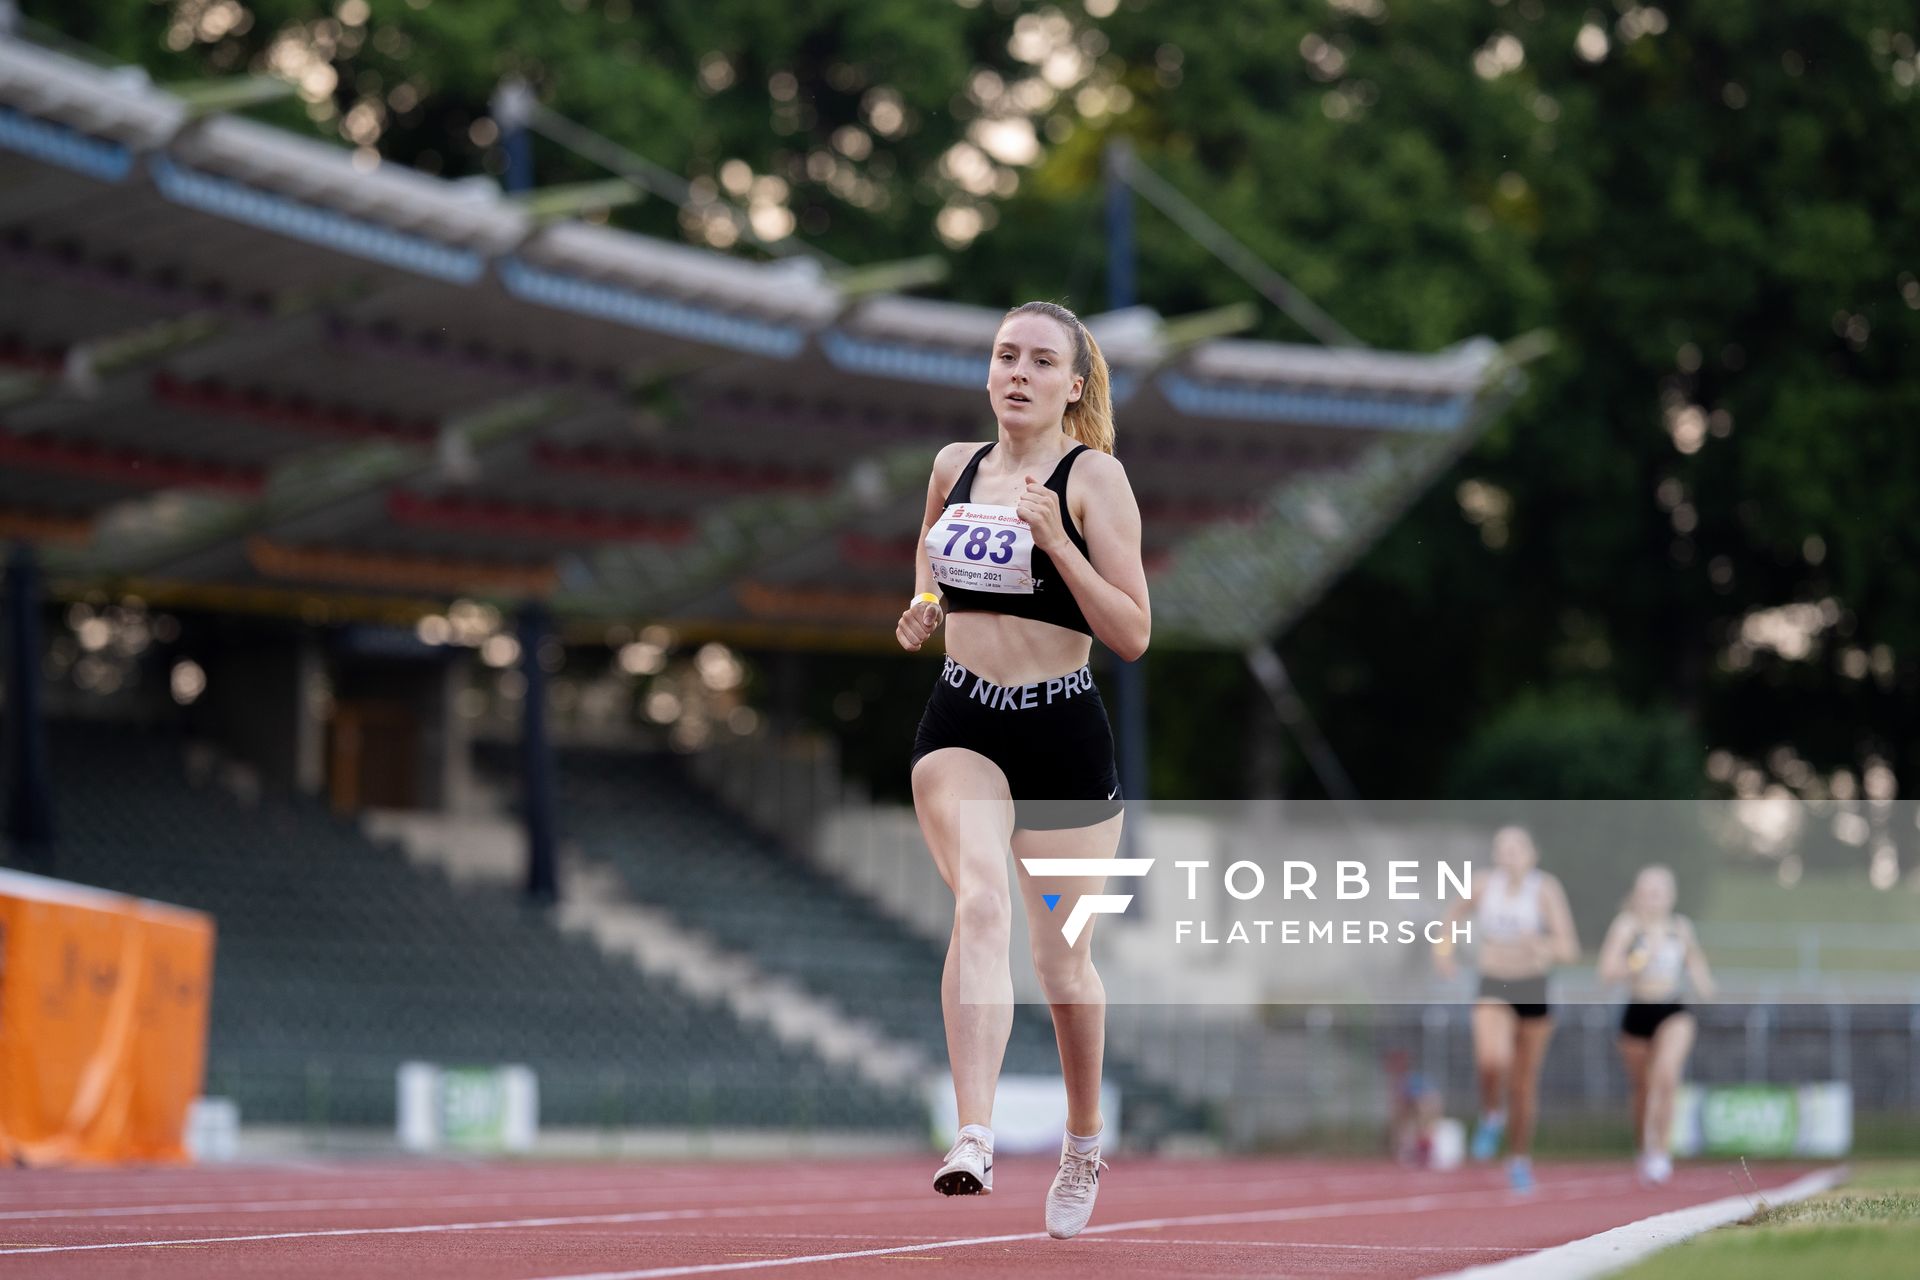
[{"xmin": 911, "ymin": 592, "xmax": 940, "ymax": 608}]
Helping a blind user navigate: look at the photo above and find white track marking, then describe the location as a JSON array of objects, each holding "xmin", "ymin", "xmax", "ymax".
[
  {"xmin": 0, "ymin": 1201, "xmax": 941, "ymax": 1257},
  {"xmin": 1421, "ymin": 1165, "xmax": 1849, "ymax": 1280},
  {"xmin": 0, "ymin": 1159, "xmax": 765, "ymax": 1193},
  {"xmin": 0, "ymin": 1176, "xmax": 1623, "ymax": 1260},
  {"xmin": 1077, "ymin": 1238, "xmax": 1533, "ymax": 1253},
  {"xmin": 544, "ymin": 1233, "xmax": 1043, "ymax": 1279},
  {"xmin": 0, "ymin": 1164, "xmax": 843, "ymax": 1200},
  {"xmin": 0, "ymin": 1176, "xmax": 961, "ymax": 1221},
  {"xmin": 0, "ymin": 1173, "xmax": 672, "ymax": 1204},
  {"xmin": 526, "ymin": 1177, "xmax": 1638, "ymax": 1279},
  {"xmin": 0, "ymin": 1162, "xmax": 1546, "ymax": 1218},
  {"xmin": 715, "ymin": 1234, "xmax": 948, "ymax": 1242},
  {"xmin": 0, "ymin": 1163, "xmax": 1023, "ymax": 1215},
  {"xmin": 0, "ymin": 1188, "xmax": 778, "ymax": 1222}
]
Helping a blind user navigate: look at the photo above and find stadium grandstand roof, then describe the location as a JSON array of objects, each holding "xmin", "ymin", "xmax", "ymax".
[{"xmin": 0, "ymin": 35, "xmax": 1530, "ymax": 650}]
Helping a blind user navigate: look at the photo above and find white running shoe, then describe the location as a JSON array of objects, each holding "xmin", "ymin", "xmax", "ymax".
[
  {"xmin": 933, "ymin": 1131, "xmax": 993, "ymax": 1196},
  {"xmin": 1636, "ymin": 1151, "xmax": 1673, "ymax": 1186},
  {"xmin": 1045, "ymin": 1137, "xmax": 1106, "ymax": 1239}
]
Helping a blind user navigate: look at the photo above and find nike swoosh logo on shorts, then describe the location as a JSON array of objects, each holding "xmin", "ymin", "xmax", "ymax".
[{"xmin": 1108, "ymin": 787, "xmax": 1118, "ymax": 799}]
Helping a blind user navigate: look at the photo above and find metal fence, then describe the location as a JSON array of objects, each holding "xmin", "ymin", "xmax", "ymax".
[{"xmin": 1105, "ymin": 1001, "xmax": 1920, "ymax": 1150}]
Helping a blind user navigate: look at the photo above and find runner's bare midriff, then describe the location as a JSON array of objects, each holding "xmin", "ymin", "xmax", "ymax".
[
  {"xmin": 945, "ymin": 611, "xmax": 1092, "ymax": 688},
  {"xmin": 1477, "ymin": 937, "xmax": 1554, "ymax": 982}
]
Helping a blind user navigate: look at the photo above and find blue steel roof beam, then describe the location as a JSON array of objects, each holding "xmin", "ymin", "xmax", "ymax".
[
  {"xmin": 0, "ymin": 101, "xmax": 133, "ymax": 182},
  {"xmin": 1156, "ymin": 371, "xmax": 1474, "ymax": 435},
  {"xmin": 146, "ymin": 156, "xmax": 489, "ymax": 286},
  {"xmin": 817, "ymin": 330, "xmax": 982, "ymax": 389},
  {"xmin": 495, "ymin": 258, "xmax": 806, "ymax": 360},
  {"xmin": 0, "ymin": 121, "xmax": 445, "ymax": 351}
]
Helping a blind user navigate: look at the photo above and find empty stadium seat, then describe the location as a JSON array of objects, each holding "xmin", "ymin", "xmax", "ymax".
[{"xmin": 14, "ymin": 720, "xmax": 918, "ymax": 1134}]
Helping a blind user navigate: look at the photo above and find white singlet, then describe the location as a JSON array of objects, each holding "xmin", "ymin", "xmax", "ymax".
[
  {"xmin": 1475, "ymin": 868, "xmax": 1546, "ymax": 943},
  {"xmin": 1625, "ymin": 917, "xmax": 1690, "ymax": 1000}
]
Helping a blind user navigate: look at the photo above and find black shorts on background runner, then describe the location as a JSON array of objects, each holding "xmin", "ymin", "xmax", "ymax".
[
  {"xmin": 1620, "ymin": 1000, "xmax": 1688, "ymax": 1039},
  {"xmin": 1477, "ymin": 974, "xmax": 1551, "ymax": 1020}
]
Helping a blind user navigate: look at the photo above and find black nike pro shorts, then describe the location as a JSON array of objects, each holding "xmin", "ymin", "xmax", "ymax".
[{"xmin": 910, "ymin": 656, "xmax": 1124, "ymax": 831}]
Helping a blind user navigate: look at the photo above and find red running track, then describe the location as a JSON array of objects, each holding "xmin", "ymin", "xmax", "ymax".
[{"xmin": 0, "ymin": 1155, "xmax": 1823, "ymax": 1278}]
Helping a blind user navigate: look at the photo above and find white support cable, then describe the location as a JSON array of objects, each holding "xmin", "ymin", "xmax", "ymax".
[
  {"xmin": 524, "ymin": 103, "xmax": 843, "ymax": 268},
  {"xmin": 1113, "ymin": 142, "xmax": 1366, "ymax": 350}
]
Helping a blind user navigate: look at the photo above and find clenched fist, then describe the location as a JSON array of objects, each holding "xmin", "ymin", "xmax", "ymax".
[
  {"xmin": 1015, "ymin": 473, "xmax": 1067, "ymax": 555},
  {"xmin": 896, "ymin": 597, "xmax": 943, "ymax": 651}
]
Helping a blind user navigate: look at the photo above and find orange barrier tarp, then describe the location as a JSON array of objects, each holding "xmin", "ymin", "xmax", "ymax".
[{"xmin": 0, "ymin": 868, "xmax": 216, "ymax": 1166}]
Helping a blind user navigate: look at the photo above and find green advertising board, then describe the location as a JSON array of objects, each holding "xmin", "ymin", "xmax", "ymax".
[
  {"xmin": 1672, "ymin": 1082, "xmax": 1849, "ymax": 1157},
  {"xmin": 397, "ymin": 1062, "xmax": 539, "ymax": 1153},
  {"xmin": 441, "ymin": 1067, "xmax": 511, "ymax": 1151},
  {"xmin": 1697, "ymin": 1086, "xmax": 1799, "ymax": 1155}
]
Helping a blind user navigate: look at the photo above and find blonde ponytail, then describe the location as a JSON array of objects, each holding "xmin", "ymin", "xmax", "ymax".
[{"xmin": 1005, "ymin": 300, "xmax": 1116, "ymax": 454}]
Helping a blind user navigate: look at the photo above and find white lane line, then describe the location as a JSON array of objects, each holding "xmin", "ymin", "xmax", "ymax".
[
  {"xmin": 713, "ymin": 1234, "xmax": 948, "ymax": 1243},
  {"xmin": 0, "ymin": 1159, "xmax": 1084, "ymax": 1208},
  {"xmin": 0, "ymin": 1165, "xmax": 854, "ymax": 1202},
  {"xmin": 0, "ymin": 1176, "xmax": 1623, "ymax": 1261},
  {"xmin": 0, "ymin": 1196, "xmax": 994, "ymax": 1257},
  {"xmin": 0, "ymin": 1162, "xmax": 1052, "ymax": 1216},
  {"xmin": 0, "ymin": 1175, "xmax": 667, "ymax": 1205},
  {"xmin": 0, "ymin": 1189, "xmax": 717, "ymax": 1222},
  {"xmin": 0, "ymin": 1178, "xmax": 932, "ymax": 1222},
  {"xmin": 0, "ymin": 1164, "xmax": 1512, "ymax": 1220},
  {"xmin": 525, "ymin": 1177, "xmax": 1638, "ymax": 1280},
  {"xmin": 1420, "ymin": 1165, "xmax": 1849, "ymax": 1280},
  {"xmin": 1077, "ymin": 1238, "xmax": 1533, "ymax": 1254},
  {"xmin": 0, "ymin": 1159, "xmax": 795, "ymax": 1189},
  {"xmin": 0, "ymin": 1159, "xmax": 1475, "ymax": 1200}
]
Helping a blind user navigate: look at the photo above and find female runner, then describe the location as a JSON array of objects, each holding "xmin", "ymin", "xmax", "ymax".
[
  {"xmin": 1596, "ymin": 864, "xmax": 1715, "ymax": 1185},
  {"xmin": 896, "ymin": 300, "xmax": 1149, "ymax": 1240},
  {"xmin": 1435, "ymin": 825, "xmax": 1580, "ymax": 1191}
]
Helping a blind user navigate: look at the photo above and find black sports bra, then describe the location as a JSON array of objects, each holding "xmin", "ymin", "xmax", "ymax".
[{"xmin": 926, "ymin": 441, "xmax": 1094, "ymax": 637}]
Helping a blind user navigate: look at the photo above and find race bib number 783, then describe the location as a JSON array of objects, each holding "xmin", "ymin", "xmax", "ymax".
[{"xmin": 925, "ymin": 503, "xmax": 1036, "ymax": 594}]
